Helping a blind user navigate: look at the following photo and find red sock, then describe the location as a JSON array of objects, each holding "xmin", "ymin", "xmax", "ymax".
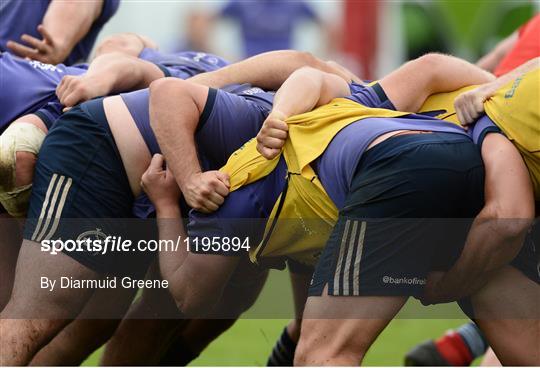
[{"xmin": 434, "ymin": 331, "xmax": 473, "ymax": 366}]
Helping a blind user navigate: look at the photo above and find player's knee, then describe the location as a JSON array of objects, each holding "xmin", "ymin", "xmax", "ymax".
[{"xmin": 171, "ymin": 286, "xmax": 219, "ymax": 318}]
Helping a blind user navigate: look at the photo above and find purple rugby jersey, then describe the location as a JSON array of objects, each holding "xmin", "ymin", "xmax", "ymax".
[
  {"xmin": 138, "ymin": 48, "xmax": 229, "ymax": 79},
  {"xmin": 0, "ymin": 52, "xmax": 87, "ymax": 132},
  {"xmin": 30, "ymin": 49, "xmax": 230, "ymax": 130}
]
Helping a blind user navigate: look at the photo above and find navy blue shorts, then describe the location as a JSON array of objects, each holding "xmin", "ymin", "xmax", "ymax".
[
  {"xmin": 24, "ymin": 99, "xmax": 155, "ymax": 277},
  {"xmin": 309, "ymin": 132, "xmax": 485, "ymax": 298}
]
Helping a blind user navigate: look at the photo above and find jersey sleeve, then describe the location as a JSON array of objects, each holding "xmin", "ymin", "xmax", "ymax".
[
  {"xmin": 347, "ymin": 82, "xmax": 396, "ymax": 110},
  {"xmin": 469, "ymin": 115, "xmax": 503, "ymax": 148}
]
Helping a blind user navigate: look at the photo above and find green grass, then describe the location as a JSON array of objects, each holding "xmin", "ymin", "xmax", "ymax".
[
  {"xmin": 82, "ymin": 270, "xmax": 472, "ymax": 366},
  {"xmin": 83, "ymin": 318, "xmax": 470, "ymax": 366}
]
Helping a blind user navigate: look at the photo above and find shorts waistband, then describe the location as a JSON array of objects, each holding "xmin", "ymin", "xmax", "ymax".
[
  {"xmin": 363, "ymin": 132, "xmax": 472, "ymax": 166},
  {"xmin": 79, "ymin": 97, "xmax": 114, "ymax": 136}
]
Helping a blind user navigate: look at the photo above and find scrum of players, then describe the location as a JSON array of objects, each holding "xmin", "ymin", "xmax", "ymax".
[{"xmin": 0, "ymin": 2, "xmax": 538, "ymax": 366}]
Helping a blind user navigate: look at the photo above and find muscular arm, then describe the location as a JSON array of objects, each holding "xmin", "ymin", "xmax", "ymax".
[
  {"xmin": 56, "ymin": 53, "xmax": 165, "ymax": 107},
  {"xmin": 7, "ymin": 0, "xmax": 103, "ymax": 64},
  {"xmin": 256, "ymin": 53, "xmax": 495, "ymax": 158},
  {"xmin": 149, "ymin": 79, "xmax": 229, "ymax": 212},
  {"xmin": 188, "ymin": 50, "xmax": 362, "ymax": 90},
  {"xmin": 429, "ymin": 134, "xmax": 535, "ymax": 301},
  {"xmin": 140, "ymin": 156, "xmax": 238, "ymax": 317},
  {"xmin": 156, "ymin": 212, "xmax": 239, "ymax": 317},
  {"xmin": 379, "ymin": 53, "xmax": 495, "ymax": 112}
]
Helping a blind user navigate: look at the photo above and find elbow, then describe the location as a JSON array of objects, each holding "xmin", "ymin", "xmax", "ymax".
[
  {"xmin": 412, "ymin": 53, "xmax": 449, "ymax": 84},
  {"xmin": 295, "ymin": 51, "xmax": 320, "ymax": 68},
  {"xmin": 148, "ymin": 78, "xmax": 188, "ymax": 129},
  {"xmin": 292, "ymin": 66, "xmax": 324, "ymax": 84},
  {"xmin": 480, "ymin": 203, "xmax": 535, "ymax": 241}
]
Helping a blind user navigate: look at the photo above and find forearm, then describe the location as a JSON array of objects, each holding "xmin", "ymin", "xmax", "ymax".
[
  {"xmin": 476, "ymin": 57, "xmax": 539, "ymax": 96},
  {"xmin": 86, "ymin": 53, "xmax": 165, "ymax": 93},
  {"xmin": 155, "ymin": 205, "xmax": 190, "ymax": 283},
  {"xmin": 438, "ymin": 134, "xmax": 535, "ymax": 299},
  {"xmin": 428, "ymin": 54, "xmax": 495, "ymax": 93},
  {"xmin": 188, "ymin": 50, "xmax": 357, "ymax": 90},
  {"xmin": 43, "ymin": 0, "xmax": 102, "ymax": 58},
  {"xmin": 380, "ymin": 53, "xmax": 495, "ymax": 112},
  {"xmin": 272, "ymin": 67, "xmax": 350, "ymax": 118},
  {"xmin": 438, "ymin": 211, "xmax": 530, "ymax": 298}
]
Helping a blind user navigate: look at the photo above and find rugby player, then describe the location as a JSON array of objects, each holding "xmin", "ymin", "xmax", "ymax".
[
  {"xmin": 150, "ymin": 58, "xmax": 537, "ymax": 365},
  {"xmin": 0, "ymin": 33, "xmax": 229, "ymax": 315},
  {"xmin": 141, "ymin": 53, "xmax": 497, "ymax": 364},
  {"xmin": 0, "ymin": 50, "xmax": 355, "ymax": 366},
  {"xmin": 252, "ymin": 62, "xmax": 538, "ymax": 365},
  {"xmin": 2, "ymin": 0, "xmax": 120, "ymax": 65},
  {"xmin": 407, "ymin": 15, "xmax": 540, "ymax": 361},
  {"xmin": 0, "ymin": 33, "xmax": 229, "ymax": 364}
]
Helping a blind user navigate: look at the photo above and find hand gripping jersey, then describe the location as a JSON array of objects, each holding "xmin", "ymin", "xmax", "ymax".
[
  {"xmin": 419, "ymin": 68, "xmax": 540, "ymax": 200},
  {"xmin": 220, "ymin": 98, "xmax": 466, "ymax": 265}
]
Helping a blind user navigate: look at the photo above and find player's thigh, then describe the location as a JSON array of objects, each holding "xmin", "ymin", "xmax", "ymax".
[{"xmin": 472, "ymin": 266, "xmax": 539, "ymax": 365}]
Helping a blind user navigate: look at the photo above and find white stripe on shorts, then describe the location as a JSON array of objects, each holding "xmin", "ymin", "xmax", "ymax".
[
  {"xmin": 333, "ymin": 219, "xmax": 350, "ymax": 296},
  {"xmin": 31, "ymin": 175, "xmax": 72, "ymax": 242},
  {"xmin": 342, "ymin": 220, "xmax": 359, "ymax": 296},
  {"xmin": 352, "ymin": 222, "xmax": 367, "ymax": 295}
]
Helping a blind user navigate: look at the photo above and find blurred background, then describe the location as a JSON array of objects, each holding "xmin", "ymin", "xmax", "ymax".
[{"xmin": 95, "ymin": 0, "xmax": 539, "ymax": 80}]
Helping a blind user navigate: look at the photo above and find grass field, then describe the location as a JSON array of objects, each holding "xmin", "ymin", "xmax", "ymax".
[{"xmin": 82, "ymin": 270, "xmax": 474, "ymax": 366}]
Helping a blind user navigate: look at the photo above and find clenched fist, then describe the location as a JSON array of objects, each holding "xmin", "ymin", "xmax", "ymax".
[
  {"xmin": 183, "ymin": 171, "xmax": 230, "ymax": 213},
  {"xmin": 454, "ymin": 86, "xmax": 492, "ymax": 126},
  {"xmin": 256, "ymin": 111, "xmax": 289, "ymax": 160}
]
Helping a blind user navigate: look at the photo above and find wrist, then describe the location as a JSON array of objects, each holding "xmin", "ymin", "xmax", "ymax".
[
  {"xmin": 269, "ymin": 109, "xmax": 288, "ymax": 120},
  {"xmin": 178, "ymin": 170, "xmax": 201, "ymax": 190},
  {"xmin": 155, "ymin": 203, "xmax": 181, "ymax": 218}
]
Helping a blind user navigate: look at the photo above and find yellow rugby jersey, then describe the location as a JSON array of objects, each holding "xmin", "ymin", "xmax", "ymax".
[
  {"xmin": 420, "ymin": 68, "xmax": 540, "ymax": 199},
  {"xmin": 221, "ymin": 99, "xmax": 413, "ymax": 266}
]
